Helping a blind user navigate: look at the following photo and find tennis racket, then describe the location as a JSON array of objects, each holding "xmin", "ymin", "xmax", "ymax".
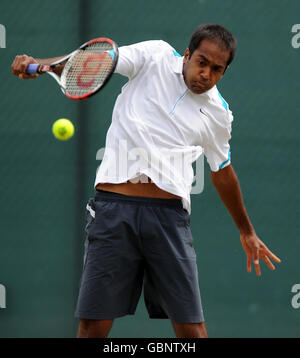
[{"xmin": 26, "ymin": 37, "xmax": 118, "ymax": 100}]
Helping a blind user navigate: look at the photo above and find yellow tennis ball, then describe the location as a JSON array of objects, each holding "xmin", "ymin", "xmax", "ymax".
[{"xmin": 52, "ymin": 118, "xmax": 74, "ymax": 141}]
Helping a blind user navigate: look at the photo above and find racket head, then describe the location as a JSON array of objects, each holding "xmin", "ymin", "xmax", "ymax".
[{"xmin": 60, "ymin": 37, "xmax": 118, "ymax": 100}]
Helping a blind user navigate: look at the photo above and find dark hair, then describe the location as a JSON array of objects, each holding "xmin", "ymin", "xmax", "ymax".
[{"xmin": 188, "ymin": 24, "xmax": 237, "ymax": 67}]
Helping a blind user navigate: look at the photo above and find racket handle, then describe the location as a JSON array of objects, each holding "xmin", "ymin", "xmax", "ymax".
[{"xmin": 26, "ymin": 63, "xmax": 41, "ymax": 74}]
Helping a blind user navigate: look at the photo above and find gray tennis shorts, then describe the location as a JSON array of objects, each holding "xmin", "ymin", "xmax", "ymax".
[{"xmin": 74, "ymin": 189, "xmax": 204, "ymax": 323}]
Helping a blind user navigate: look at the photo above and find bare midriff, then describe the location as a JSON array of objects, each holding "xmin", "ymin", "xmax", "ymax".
[{"xmin": 96, "ymin": 176, "xmax": 180, "ymax": 199}]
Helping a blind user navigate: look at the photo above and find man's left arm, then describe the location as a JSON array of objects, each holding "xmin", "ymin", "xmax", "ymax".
[{"xmin": 210, "ymin": 164, "xmax": 281, "ymax": 276}]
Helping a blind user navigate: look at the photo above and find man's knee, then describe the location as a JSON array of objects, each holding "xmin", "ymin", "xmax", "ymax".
[
  {"xmin": 77, "ymin": 318, "xmax": 114, "ymax": 338},
  {"xmin": 172, "ymin": 321, "xmax": 208, "ymax": 338}
]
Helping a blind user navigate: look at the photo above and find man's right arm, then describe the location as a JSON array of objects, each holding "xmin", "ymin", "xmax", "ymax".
[{"xmin": 11, "ymin": 54, "xmax": 66, "ymax": 79}]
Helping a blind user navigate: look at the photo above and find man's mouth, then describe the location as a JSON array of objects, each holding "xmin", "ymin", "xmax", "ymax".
[
  {"xmin": 191, "ymin": 80, "xmax": 208, "ymax": 92},
  {"xmin": 194, "ymin": 80, "xmax": 207, "ymax": 88}
]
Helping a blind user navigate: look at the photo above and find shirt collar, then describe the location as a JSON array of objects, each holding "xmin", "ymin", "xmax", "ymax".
[
  {"xmin": 202, "ymin": 85, "xmax": 217, "ymax": 99},
  {"xmin": 172, "ymin": 55, "xmax": 184, "ymax": 74}
]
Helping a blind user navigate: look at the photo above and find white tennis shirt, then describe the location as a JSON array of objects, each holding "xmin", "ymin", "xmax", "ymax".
[{"xmin": 94, "ymin": 40, "xmax": 233, "ymax": 214}]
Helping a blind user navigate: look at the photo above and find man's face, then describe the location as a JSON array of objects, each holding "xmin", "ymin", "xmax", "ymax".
[{"xmin": 182, "ymin": 39, "xmax": 230, "ymax": 94}]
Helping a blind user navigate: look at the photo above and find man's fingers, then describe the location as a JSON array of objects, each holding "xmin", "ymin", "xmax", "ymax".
[
  {"xmin": 253, "ymin": 249, "xmax": 261, "ymax": 276},
  {"xmin": 264, "ymin": 247, "xmax": 281, "ymax": 263},
  {"xmin": 251, "ymin": 251, "xmax": 279, "ymax": 275},
  {"xmin": 18, "ymin": 73, "xmax": 38, "ymax": 80},
  {"xmin": 240, "ymin": 234, "xmax": 281, "ymax": 276},
  {"xmin": 253, "ymin": 250, "xmax": 279, "ymax": 275},
  {"xmin": 253, "ymin": 259, "xmax": 261, "ymax": 276},
  {"xmin": 262, "ymin": 255, "xmax": 275, "ymax": 271},
  {"xmin": 19, "ymin": 60, "xmax": 28, "ymax": 73},
  {"xmin": 11, "ymin": 54, "xmax": 38, "ymax": 78},
  {"xmin": 11, "ymin": 56, "xmax": 22, "ymax": 75},
  {"xmin": 247, "ymin": 256, "xmax": 251, "ymax": 273},
  {"xmin": 11, "ymin": 55, "xmax": 27, "ymax": 74}
]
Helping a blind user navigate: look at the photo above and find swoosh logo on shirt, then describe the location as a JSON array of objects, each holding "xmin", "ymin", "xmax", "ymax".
[{"xmin": 199, "ymin": 108, "xmax": 208, "ymax": 117}]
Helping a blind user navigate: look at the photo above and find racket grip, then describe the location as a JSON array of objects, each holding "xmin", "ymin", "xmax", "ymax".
[{"xmin": 26, "ymin": 63, "xmax": 40, "ymax": 74}]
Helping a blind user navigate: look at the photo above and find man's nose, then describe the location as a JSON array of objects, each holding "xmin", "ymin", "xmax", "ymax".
[{"xmin": 200, "ymin": 66, "xmax": 211, "ymax": 80}]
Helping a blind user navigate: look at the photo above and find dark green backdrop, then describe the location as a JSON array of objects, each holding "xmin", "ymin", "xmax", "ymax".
[{"xmin": 0, "ymin": 0, "xmax": 299, "ymax": 337}]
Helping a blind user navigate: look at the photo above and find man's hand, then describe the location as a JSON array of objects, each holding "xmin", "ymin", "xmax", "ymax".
[
  {"xmin": 240, "ymin": 233, "xmax": 281, "ymax": 276},
  {"xmin": 210, "ymin": 164, "xmax": 281, "ymax": 276},
  {"xmin": 11, "ymin": 54, "xmax": 39, "ymax": 79}
]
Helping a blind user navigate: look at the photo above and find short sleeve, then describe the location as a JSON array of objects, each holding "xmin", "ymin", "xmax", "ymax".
[
  {"xmin": 202, "ymin": 106, "xmax": 233, "ymax": 172},
  {"xmin": 115, "ymin": 40, "xmax": 166, "ymax": 79}
]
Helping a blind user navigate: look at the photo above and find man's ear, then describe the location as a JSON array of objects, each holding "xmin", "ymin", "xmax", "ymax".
[{"xmin": 183, "ymin": 48, "xmax": 190, "ymax": 64}]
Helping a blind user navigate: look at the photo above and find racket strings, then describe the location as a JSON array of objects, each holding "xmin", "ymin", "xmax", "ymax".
[{"xmin": 62, "ymin": 42, "xmax": 115, "ymax": 96}]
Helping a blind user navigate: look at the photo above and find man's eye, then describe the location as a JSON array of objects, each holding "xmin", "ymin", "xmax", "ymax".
[{"xmin": 214, "ymin": 67, "xmax": 222, "ymax": 73}]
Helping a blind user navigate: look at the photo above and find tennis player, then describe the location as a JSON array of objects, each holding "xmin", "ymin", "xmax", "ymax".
[{"xmin": 12, "ymin": 24, "xmax": 281, "ymax": 338}]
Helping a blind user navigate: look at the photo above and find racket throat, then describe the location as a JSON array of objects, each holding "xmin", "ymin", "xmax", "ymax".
[
  {"xmin": 51, "ymin": 62, "xmax": 66, "ymax": 76},
  {"xmin": 38, "ymin": 63, "xmax": 66, "ymax": 76}
]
